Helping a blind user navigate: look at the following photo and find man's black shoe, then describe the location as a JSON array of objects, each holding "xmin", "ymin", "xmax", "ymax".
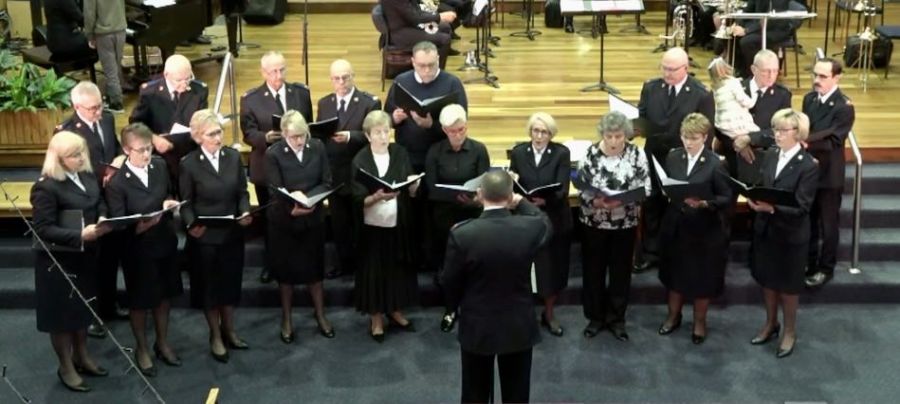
[
  {"xmin": 805, "ymin": 272, "xmax": 833, "ymax": 288},
  {"xmin": 633, "ymin": 260, "xmax": 657, "ymax": 274}
]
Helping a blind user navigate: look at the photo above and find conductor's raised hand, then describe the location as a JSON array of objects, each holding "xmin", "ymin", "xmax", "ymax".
[
  {"xmin": 392, "ymin": 108, "xmax": 408, "ymax": 124},
  {"xmin": 409, "ymin": 111, "xmax": 433, "ymax": 128}
]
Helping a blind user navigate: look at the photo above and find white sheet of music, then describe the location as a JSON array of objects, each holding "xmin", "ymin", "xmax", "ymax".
[
  {"xmin": 143, "ymin": 0, "xmax": 176, "ymax": 8},
  {"xmin": 608, "ymin": 94, "xmax": 639, "ymax": 120},
  {"xmin": 561, "ymin": 0, "xmax": 644, "ymax": 13},
  {"xmin": 169, "ymin": 123, "xmax": 190, "ymax": 135},
  {"xmin": 473, "ymin": 0, "xmax": 488, "ymax": 16},
  {"xmin": 530, "ymin": 262, "xmax": 537, "ymax": 293}
]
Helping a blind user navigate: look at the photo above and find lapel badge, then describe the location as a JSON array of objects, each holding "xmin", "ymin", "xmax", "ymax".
[
  {"xmin": 75, "ymin": 122, "xmax": 82, "ymax": 128},
  {"xmin": 685, "ymin": 86, "xmax": 691, "ymax": 92},
  {"xmin": 284, "ymin": 147, "xmax": 289, "ymax": 153},
  {"xmin": 769, "ymin": 89, "xmax": 774, "ymax": 95},
  {"xmin": 798, "ymin": 155, "xmax": 804, "ymax": 161},
  {"xmin": 700, "ymin": 156, "xmax": 706, "ymax": 163},
  {"xmin": 547, "ymin": 148, "xmax": 552, "ymax": 154},
  {"xmin": 219, "ymin": 150, "xmax": 224, "ymax": 157},
  {"xmin": 126, "ymin": 172, "xmax": 131, "ymax": 178},
  {"xmin": 149, "ymin": 163, "xmax": 154, "ymax": 169},
  {"xmin": 158, "ymin": 86, "xmax": 164, "ymax": 91},
  {"xmin": 200, "ymin": 155, "xmax": 205, "ymax": 161},
  {"xmin": 353, "ymin": 97, "xmax": 359, "ymax": 102},
  {"xmin": 264, "ymin": 92, "xmax": 269, "ymax": 97},
  {"xmin": 829, "ymin": 101, "xmax": 834, "ymax": 107}
]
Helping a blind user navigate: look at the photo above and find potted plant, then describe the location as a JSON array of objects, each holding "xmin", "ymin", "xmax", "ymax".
[{"xmin": 0, "ymin": 48, "xmax": 77, "ymax": 149}]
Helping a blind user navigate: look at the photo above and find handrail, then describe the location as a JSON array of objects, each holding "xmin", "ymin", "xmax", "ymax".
[
  {"xmin": 848, "ymin": 130, "xmax": 863, "ymax": 274},
  {"xmin": 213, "ymin": 52, "xmax": 241, "ymax": 149}
]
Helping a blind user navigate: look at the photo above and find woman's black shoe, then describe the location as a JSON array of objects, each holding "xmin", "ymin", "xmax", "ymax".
[
  {"xmin": 224, "ymin": 337, "xmax": 250, "ymax": 350},
  {"xmin": 371, "ymin": 331, "xmax": 385, "ymax": 343},
  {"xmin": 750, "ymin": 324, "xmax": 781, "ymax": 345},
  {"xmin": 776, "ymin": 343, "xmax": 795, "ymax": 358},
  {"xmin": 74, "ymin": 364, "xmax": 108, "ymax": 377},
  {"xmin": 440, "ymin": 312, "xmax": 457, "ymax": 333},
  {"xmin": 692, "ymin": 333, "xmax": 706, "ymax": 345},
  {"xmin": 316, "ymin": 320, "xmax": 336, "ymax": 339},
  {"xmin": 153, "ymin": 344, "xmax": 182, "ymax": 367},
  {"xmin": 540, "ymin": 313, "xmax": 564, "ymax": 337},
  {"xmin": 58, "ymin": 370, "xmax": 90, "ymax": 392},
  {"xmin": 658, "ymin": 315, "xmax": 682, "ymax": 335},
  {"xmin": 389, "ymin": 318, "xmax": 416, "ymax": 332},
  {"xmin": 210, "ymin": 349, "xmax": 229, "ymax": 363},
  {"xmin": 609, "ymin": 325, "xmax": 629, "ymax": 342},
  {"xmin": 583, "ymin": 321, "xmax": 603, "ymax": 338},
  {"xmin": 280, "ymin": 330, "xmax": 295, "ymax": 344},
  {"xmin": 448, "ymin": 48, "xmax": 461, "ymax": 56},
  {"xmin": 134, "ymin": 352, "xmax": 156, "ymax": 377}
]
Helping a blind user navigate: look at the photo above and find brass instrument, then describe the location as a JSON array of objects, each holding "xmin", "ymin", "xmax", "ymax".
[
  {"xmin": 854, "ymin": 0, "xmax": 879, "ymax": 92},
  {"xmin": 418, "ymin": 0, "xmax": 440, "ymax": 34},
  {"xmin": 710, "ymin": 0, "xmax": 746, "ymax": 67},
  {"xmin": 660, "ymin": 0, "xmax": 695, "ymax": 47}
]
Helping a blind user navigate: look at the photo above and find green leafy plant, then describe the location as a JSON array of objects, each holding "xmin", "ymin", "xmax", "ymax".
[{"xmin": 0, "ymin": 49, "xmax": 76, "ymax": 112}]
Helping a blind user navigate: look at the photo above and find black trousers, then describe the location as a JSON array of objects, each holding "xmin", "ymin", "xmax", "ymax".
[
  {"xmin": 96, "ymin": 232, "xmax": 123, "ymax": 318},
  {"xmin": 328, "ymin": 192, "xmax": 356, "ymax": 274},
  {"xmin": 581, "ymin": 225, "xmax": 637, "ymax": 326},
  {"xmin": 636, "ymin": 193, "xmax": 666, "ymax": 265},
  {"xmin": 808, "ymin": 188, "xmax": 842, "ymax": 276},
  {"xmin": 254, "ymin": 183, "xmax": 271, "ymax": 272},
  {"xmin": 461, "ymin": 348, "xmax": 532, "ymax": 403}
]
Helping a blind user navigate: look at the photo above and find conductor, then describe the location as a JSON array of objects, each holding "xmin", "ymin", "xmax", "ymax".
[{"xmin": 441, "ymin": 170, "xmax": 551, "ymax": 403}]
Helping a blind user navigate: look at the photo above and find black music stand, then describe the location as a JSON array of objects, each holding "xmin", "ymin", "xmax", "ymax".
[
  {"xmin": 582, "ymin": 17, "xmax": 617, "ymax": 93},
  {"xmin": 509, "ymin": 0, "xmax": 541, "ymax": 40},
  {"xmin": 464, "ymin": 0, "xmax": 499, "ymax": 88},
  {"xmin": 301, "ymin": 0, "xmax": 310, "ymax": 84},
  {"xmin": 651, "ymin": 3, "xmax": 673, "ymax": 53}
]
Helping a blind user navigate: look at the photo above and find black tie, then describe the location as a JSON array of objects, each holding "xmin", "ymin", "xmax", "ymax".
[
  {"xmin": 338, "ymin": 99, "xmax": 346, "ymax": 117},
  {"xmin": 668, "ymin": 85, "xmax": 676, "ymax": 105},
  {"xmin": 757, "ymin": 89, "xmax": 764, "ymax": 99},
  {"xmin": 173, "ymin": 92, "xmax": 180, "ymax": 104},
  {"xmin": 274, "ymin": 93, "xmax": 285, "ymax": 114},
  {"xmin": 92, "ymin": 122, "xmax": 104, "ymax": 147}
]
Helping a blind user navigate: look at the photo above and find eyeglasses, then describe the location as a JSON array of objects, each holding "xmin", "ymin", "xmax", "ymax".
[
  {"xmin": 660, "ymin": 64, "xmax": 687, "ymax": 73},
  {"xmin": 128, "ymin": 145, "xmax": 154, "ymax": 154},
  {"xmin": 368, "ymin": 128, "xmax": 390, "ymax": 138},
  {"xmin": 265, "ymin": 66, "xmax": 286, "ymax": 75},
  {"xmin": 78, "ymin": 104, "xmax": 103, "ymax": 112},
  {"xmin": 203, "ymin": 129, "xmax": 224, "ymax": 138},
  {"xmin": 531, "ymin": 128, "xmax": 551, "ymax": 137},
  {"xmin": 774, "ymin": 127, "xmax": 797, "ymax": 133},
  {"xmin": 753, "ymin": 66, "xmax": 780, "ymax": 75},
  {"xmin": 330, "ymin": 74, "xmax": 353, "ymax": 82}
]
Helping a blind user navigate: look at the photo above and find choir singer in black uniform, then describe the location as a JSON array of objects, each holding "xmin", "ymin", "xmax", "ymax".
[
  {"xmin": 265, "ymin": 110, "xmax": 336, "ymax": 344},
  {"xmin": 240, "ymin": 51, "xmax": 313, "ymax": 283},
  {"xmin": 179, "ymin": 109, "xmax": 252, "ymax": 363},
  {"xmin": 508, "ymin": 112, "xmax": 572, "ymax": 337},
  {"xmin": 105, "ymin": 123, "xmax": 184, "ymax": 376},
  {"xmin": 351, "ymin": 110, "xmax": 421, "ymax": 342},
  {"xmin": 425, "ymin": 104, "xmax": 490, "ymax": 332},
  {"xmin": 657, "ymin": 114, "xmax": 732, "ymax": 345},
  {"xmin": 130, "ymin": 54, "xmax": 209, "ymax": 182},
  {"xmin": 441, "ymin": 170, "xmax": 551, "ymax": 404},
  {"xmin": 31, "ymin": 131, "xmax": 111, "ymax": 392},
  {"xmin": 635, "ymin": 47, "xmax": 715, "ymax": 273},
  {"xmin": 317, "ymin": 59, "xmax": 382, "ymax": 279},
  {"xmin": 802, "ymin": 58, "xmax": 855, "ymax": 289},
  {"xmin": 748, "ymin": 109, "xmax": 818, "ymax": 358}
]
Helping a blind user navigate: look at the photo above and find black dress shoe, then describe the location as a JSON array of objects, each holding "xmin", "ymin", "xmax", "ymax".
[
  {"xmin": 632, "ymin": 260, "xmax": 657, "ymax": 274},
  {"xmin": 692, "ymin": 333, "xmax": 706, "ymax": 345},
  {"xmin": 191, "ymin": 35, "xmax": 212, "ymax": 45},
  {"xmin": 371, "ymin": 331, "xmax": 385, "ymax": 343},
  {"xmin": 583, "ymin": 320, "xmax": 604, "ymax": 338},
  {"xmin": 316, "ymin": 320, "xmax": 336, "ymax": 339},
  {"xmin": 564, "ymin": 23, "xmax": 575, "ymax": 33},
  {"xmin": 451, "ymin": 31, "xmax": 461, "ymax": 40},
  {"xmin": 324, "ymin": 268, "xmax": 344, "ymax": 279},
  {"xmin": 440, "ymin": 312, "xmax": 457, "ymax": 332},
  {"xmin": 210, "ymin": 349, "xmax": 229, "ymax": 363},
  {"xmin": 776, "ymin": 343, "xmax": 795, "ymax": 358},
  {"xmin": 805, "ymin": 272, "xmax": 833, "ymax": 288},
  {"xmin": 87, "ymin": 323, "xmax": 106, "ymax": 339},
  {"xmin": 74, "ymin": 364, "xmax": 108, "ymax": 377},
  {"xmin": 280, "ymin": 330, "xmax": 295, "ymax": 344},
  {"xmin": 153, "ymin": 344, "xmax": 182, "ymax": 367},
  {"xmin": 540, "ymin": 313, "xmax": 564, "ymax": 337},
  {"xmin": 609, "ymin": 325, "xmax": 629, "ymax": 342},
  {"xmin": 224, "ymin": 337, "xmax": 249, "ymax": 350},
  {"xmin": 134, "ymin": 352, "xmax": 156, "ymax": 377},
  {"xmin": 389, "ymin": 318, "xmax": 416, "ymax": 332},
  {"xmin": 658, "ymin": 315, "xmax": 682, "ymax": 335},
  {"xmin": 259, "ymin": 268, "xmax": 272, "ymax": 283},
  {"xmin": 448, "ymin": 48, "xmax": 461, "ymax": 56},
  {"xmin": 113, "ymin": 305, "xmax": 130, "ymax": 319},
  {"xmin": 58, "ymin": 370, "xmax": 90, "ymax": 392},
  {"xmin": 750, "ymin": 324, "xmax": 781, "ymax": 345}
]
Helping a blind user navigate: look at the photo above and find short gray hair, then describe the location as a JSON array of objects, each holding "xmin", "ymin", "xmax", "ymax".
[
  {"xmin": 189, "ymin": 109, "xmax": 221, "ymax": 143},
  {"xmin": 281, "ymin": 110, "xmax": 309, "ymax": 137},
  {"xmin": 439, "ymin": 104, "xmax": 467, "ymax": 127},
  {"xmin": 362, "ymin": 110, "xmax": 391, "ymax": 134},
  {"xmin": 597, "ymin": 111, "xmax": 634, "ymax": 139},
  {"xmin": 526, "ymin": 112, "xmax": 558, "ymax": 138},
  {"xmin": 70, "ymin": 81, "xmax": 101, "ymax": 106}
]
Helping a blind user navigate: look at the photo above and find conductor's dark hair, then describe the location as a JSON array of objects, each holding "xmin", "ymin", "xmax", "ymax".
[
  {"xmin": 818, "ymin": 58, "xmax": 843, "ymax": 76},
  {"xmin": 412, "ymin": 41, "xmax": 438, "ymax": 55},
  {"xmin": 480, "ymin": 170, "xmax": 513, "ymax": 203}
]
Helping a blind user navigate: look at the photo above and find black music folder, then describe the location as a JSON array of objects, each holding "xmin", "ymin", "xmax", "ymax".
[
  {"xmin": 728, "ymin": 177, "xmax": 799, "ymax": 207},
  {"xmin": 571, "ymin": 174, "xmax": 646, "ymax": 203},
  {"xmin": 271, "ymin": 114, "xmax": 282, "ymax": 130},
  {"xmin": 355, "ymin": 169, "xmax": 424, "ymax": 194},
  {"xmin": 651, "ymin": 156, "xmax": 714, "ymax": 201},
  {"xmin": 32, "ymin": 209, "xmax": 84, "ymax": 252},
  {"xmin": 394, "ymin": 83, "xmax": 460, "ymax": 117},
  {"xmin": 191, "ymin": 202, "xmax": 272, "ymax": 227},
  {"xmin": 275, "ymin": 185, "xmax": 343, "ymax": 208},
  {"xmin": 98, "ymin": 200, "xmax": 188, "ymax": 226},
  {"xmin": 309, "ymin": 117, "xmax": 339, "ymax": 140},
  {"xmin": 514, "ymin": 181, "xmax": 562, "ymax": 199}
]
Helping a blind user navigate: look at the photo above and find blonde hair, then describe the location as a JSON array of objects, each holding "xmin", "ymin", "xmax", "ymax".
[
  {"xmin": 707, "ymin": 57, "xmax": 734, "ymax": 88},
  {"xmin": 42, "ymin": 131, "xmax": 91, "ymax": 180},
  {"xmin": 526, "ymin": 112, "xmax": 558, "ymax": 138},
  {"xmin": 189, "ymin": 109, "xmax": 222, "ymax": 143},
  {"xmin": 362, "ymin": 110, "xmax": 391, "ymax": 135},
  {"xmin": 281, "ymin": 110, "xmax": 309, "ymax": 138},
  {"xmin": 680, "ymin": 113, "xmax": 711, "ymax": 138},
  {"xmin": 771, "ymin": 109, "xmax": 810, "ymax": 142},
  {"xmin": 439, "ymin": 104, "xmax": 467, "ymax": 127}
]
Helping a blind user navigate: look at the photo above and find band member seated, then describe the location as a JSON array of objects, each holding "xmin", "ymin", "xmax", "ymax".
[
  {"xmin": 32, "ymin": 131, "xmax": 112, "ymax": 392},
  {"xmin": 316, "ymin": 59, "xmax": 382, "ymax": 279},
  {"xmin": 441, "ymin": 170, "xmax": 551, "ymax": 404},
  {"xmin": 179, "ymin": 109, "xmax": 252, "ymax": 363},
  {"xmin": 381, "ymin": 0, "xmax": 458, "ymax": 68},
  {"xmin": 105, "ymin": 123, "xmax": 183, "ymax": 376},
  {"xmin": 43, "ymin": 0, "xmax": 94, "ymax": 60},
  {"xmin": 729, "ymin": 0, "xmax": 792, "ymax": 77},
  {"xmin": 130, "ymin": 54, "xmax": 209, "ymax": 183},
  {"xmin": 240, "ymin": 51, "xmax": 313, "ymax": 283}
]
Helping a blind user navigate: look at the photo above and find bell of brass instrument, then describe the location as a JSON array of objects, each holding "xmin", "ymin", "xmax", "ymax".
[
  {"xmin": 418, "ymin": 0, "xmax": 440, "ymax": 34},
  {"xmin": 660, "ymin": 0, "xmax": 694, "ymax": 47}
]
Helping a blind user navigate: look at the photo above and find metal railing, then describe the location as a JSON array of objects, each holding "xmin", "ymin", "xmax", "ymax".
[
  {"xmin": 212, "ymin": 52, "xmax": 241, "ymax": 150},
  {"xmin": 848, "ymin": 130, "xmax": 863, "ymax": 274}
]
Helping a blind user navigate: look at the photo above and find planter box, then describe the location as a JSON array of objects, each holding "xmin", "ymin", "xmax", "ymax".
[{"xmin": 0, "ymin": 109, "xmax": 68, "ymax": 150}]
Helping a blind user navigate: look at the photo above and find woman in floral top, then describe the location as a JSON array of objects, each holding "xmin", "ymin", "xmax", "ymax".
[{"xmin": 576, "ymin": 111, "xmax": 651, "ymax": 341}]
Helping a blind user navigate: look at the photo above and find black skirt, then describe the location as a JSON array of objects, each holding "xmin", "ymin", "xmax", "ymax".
[
  {"xmin": 751, "ymin": 235, "xmax": 806, "ymax": 294},
  {"xmin": 354, "ymin": 225, "xmax": 418, "ymax": 314},
  {"xmin": 658, "ymin": 216, "xmax": 728, "ymax": 299},
  {"xmin": 534, "ymin": 202, "xmax": 572, "ymax": 298},
  {"xmin": 187, "ymin": 231, "xmax": 245, "ymax": 309},
  {"xmin": 34, "ymin": 249, "xmax": 97, "ymax": 333},
  {"xmin": 123, "ymin": 253, "xmax": 183, "ymax": 310},
  {"xmin": 267, "ymin": 220, "xmax": 325, "ymax": 285}
]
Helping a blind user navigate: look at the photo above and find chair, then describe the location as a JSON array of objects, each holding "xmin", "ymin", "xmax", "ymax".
[
  {"xmin": 874, "ymin": 25, "xmax": 900, "ymax": 78},
  {"xmin": 776, "ymin": 31, "xmax": 802, "ymax": 89},
  {"xmin": 20, "ymin": 45, "xmax": 98, "ymax": 83},
  {"xmin": 833, "ymin": 0, "xmax": 885, "ymax": 44},
  {"xmin": 371, "ymin": 4, "xmax": 413, "ymax": 92}
]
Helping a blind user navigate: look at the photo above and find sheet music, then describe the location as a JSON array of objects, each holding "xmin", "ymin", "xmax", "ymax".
[
  {"xmin": 608, "ymin": 94, "xmax": 639, "ymax": 120},
  {"xmin": 563, "ymin": 140, "xmax": 592, "ymax": 164},
  {"xmin": 561, "ymin": 0, "xmax": 645, "ymax": 13},
  {"xmin": 143, "ymin": 0, "xmax": 175, "ymax": 8},
  {"xmin": 169, "ymin": 122, "xmax": 190, "ymax": 135},
  {"xmin": 473, "ymin": 0, "xmax": 488, "ymax": 16}
]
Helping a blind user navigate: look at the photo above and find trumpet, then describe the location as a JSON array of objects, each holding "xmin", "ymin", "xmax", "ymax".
[{"xmin": 418, "ymin": 0, "xmax": 440, "ymax": 34}]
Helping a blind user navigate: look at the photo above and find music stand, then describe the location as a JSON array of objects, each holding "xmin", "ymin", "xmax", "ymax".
[
  {"xmin": 509, "ymin": 0, "xmax": 541, "ymax": 40},
  {"xmin": 562, "ymin": 0, "xmax": 646, "ymax": 94},
  {"xmin": 722, "ymin": 10, "xmax": 817, "ymax": 50},
  {"xmin": 464, "ymin": 0, "xmax": 499, "ymax": 88}
]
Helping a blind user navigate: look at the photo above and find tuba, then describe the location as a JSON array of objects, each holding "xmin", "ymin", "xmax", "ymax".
[
  {"xmin": 660, "ymin": 1, "xmax": 695, "ymax": 47},
  {"xmin": 418, "ymin": 0, "xmax": 440, "ymax": 34}
]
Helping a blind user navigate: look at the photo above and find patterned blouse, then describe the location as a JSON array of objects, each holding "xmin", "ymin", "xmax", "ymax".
[{"xmin": 577, "ymin": 141, "xmax": 651, "ymax": 230}]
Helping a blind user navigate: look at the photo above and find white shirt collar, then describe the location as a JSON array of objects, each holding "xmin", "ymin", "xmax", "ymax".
[
  {"xmin": 749, "ymin": 77, "xmax": 767, "ymax": 94},
  {"xmin": 336, "ymin": 87, "xmax": 355, "ymax": 106},
  {"xmin": 202, "ymin": 147, "xmax": 220, "ymax": 161},
  {"xmin": 483, "ymin": 205, "xmax": 506, "ymax": 211},
  {"xmin": 125, "ymin": 160, "xmax": 148, "ymax": 173},
  {"xmin": 780, "ymin": 143, "xmax": 802, "ymax": 160},
  {"xmin": 819, "ymin": 86, "xmax": 838, "ymax": 104},
  {"xmin": 672, "ymin": 75, "xmax": 688, "ymax": 95},
  {"xmin": 76, "ymin": 110, "xmax": 98, "ymax": 126},
  {"xmin": 414, "ymin": 69, "xmax": 440, "ymax": 84}
]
